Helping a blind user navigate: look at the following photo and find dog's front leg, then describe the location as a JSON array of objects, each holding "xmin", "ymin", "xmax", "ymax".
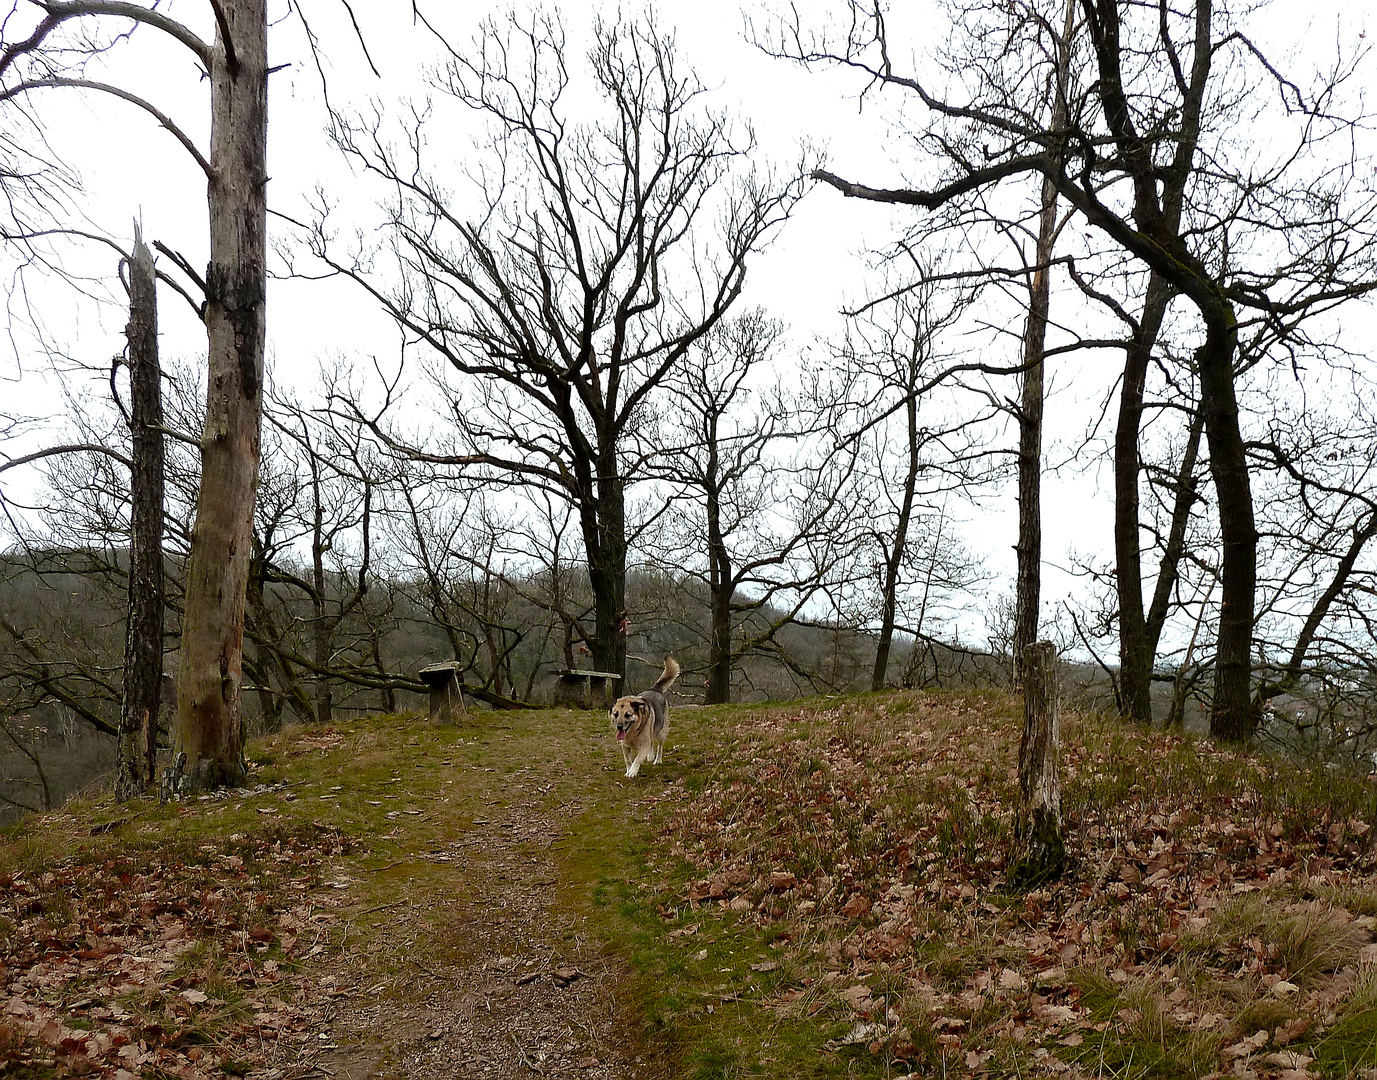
[{"xmin": 626, "ymin": 749, "xmax": 649, "ymax": 778}]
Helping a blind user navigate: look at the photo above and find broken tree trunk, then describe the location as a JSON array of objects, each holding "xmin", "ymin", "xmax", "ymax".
[
  {"xmin": 1010, "ymin": 640, "xmax": 1065, "ymax": 889},
  {"xmin": 116, "ymin": 228, "xmax": 164, "ymax": 802}
]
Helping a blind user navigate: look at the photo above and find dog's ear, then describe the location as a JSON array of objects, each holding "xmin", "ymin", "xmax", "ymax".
[{"xmin": 634, "ymin": 698, "xmax": 651, "ymax": 717}]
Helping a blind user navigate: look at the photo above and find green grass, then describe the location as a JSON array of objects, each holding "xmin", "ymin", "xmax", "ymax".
[
  {"xmin": 1061, "ymin": 968, "xmax": 1223, "ymax": 1079},
  {"xmin": 1312, "ymin": 969, "xmax": 1377, "ymax": 1077}
]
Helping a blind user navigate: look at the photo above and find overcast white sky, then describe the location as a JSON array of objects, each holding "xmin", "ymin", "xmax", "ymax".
[{"xmin": 2, "ymin": 0, "xmax": 1374, "ymax": 648}]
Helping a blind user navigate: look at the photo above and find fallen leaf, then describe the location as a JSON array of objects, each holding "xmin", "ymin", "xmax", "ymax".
[
  {"xmin": 840, "ymin": 984, "xmax": 876, "ymax": 1011},
  {"xmin": 828, "ymin": 1021, "xmax": 886, "ymax": 1048},
  {"xmin": 1224, "ymin": 1030, "xmax": 1269, "ymax": 1059}
]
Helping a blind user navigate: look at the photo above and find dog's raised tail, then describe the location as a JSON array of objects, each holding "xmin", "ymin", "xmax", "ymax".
[{"xmin": 652, "ymin": 656, "xmax": 680, "ymax": 693}]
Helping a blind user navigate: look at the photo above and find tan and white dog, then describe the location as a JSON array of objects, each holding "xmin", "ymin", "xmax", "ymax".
[{"xmin": 609, "ymin": 658, "xmax": 679, "ymax": 778}]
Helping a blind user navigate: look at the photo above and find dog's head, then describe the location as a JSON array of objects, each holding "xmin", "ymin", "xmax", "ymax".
[{"xmin": 609, "ymin": 695, "xmax": 650, "ymax": 742}]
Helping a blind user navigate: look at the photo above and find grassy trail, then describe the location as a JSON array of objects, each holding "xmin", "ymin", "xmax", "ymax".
[
  {"xmin": 5, "ymin": 691, "xmax": 1377, "ymax": 1080},
  {"xmin": 256, "ymin": 704, "xmax": 664, "ymax": 1080}
]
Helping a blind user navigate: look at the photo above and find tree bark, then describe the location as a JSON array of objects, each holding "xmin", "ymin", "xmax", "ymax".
[
  {"xmin": 116, "ymin": 229, "xmax": 163, "ymax": 801},
  {"xmin": 173, "ymin": 0, "xmax": 267, "ymax": 792},
  {"xmin": 583, "ymin": 458, "xmax": 627, "ymax": 683},
  {"xmin": 705, "ymin": 466, "xmax": 735, "ymax": 703},
  {"xmin": 1013, "ymin": 261, "xmax": 1047, "ymax": 678},
  {"xmin": 1198, "ymin": 319, "xmax": 1258, "ymax": 741},
  {"xmin": 1010, "ymin": 639, "xmax": 1064, "ymax": 888},
  {"xmin": 1143, "ymin": 408, "xmax": 1206, "ymax": 659},
  {"xmin": 1013, "ymin": 182, "xmax": 1054, "ymax": 676},
  {"xmin": 1114, "ymin": 271, "xmax": 1172, "ymax": 723},
  {"xmin": 872, "ymin": 384, "xmax": 920, "ymax": 691},
  {"xmin": 310, "ymin": 469, "xmax": 333, "ymax": 724},
  {"xmin": 1013, "ymin": 0, "xmax": 1074, "ymax": 681}
]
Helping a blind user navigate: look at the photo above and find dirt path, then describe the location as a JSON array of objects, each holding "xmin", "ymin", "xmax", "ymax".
[{"xmin": 302, "ymin": 726, "xmax": 650, "ymax": 1080}]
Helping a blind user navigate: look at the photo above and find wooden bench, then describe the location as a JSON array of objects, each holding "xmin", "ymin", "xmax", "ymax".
[
  {"xmin": 418, "ymin": 661, "xmax": 464, "ymax": 723},
  {"xmin": 553, "ymin": 669, "xmax": 621, "ymax": 710}
]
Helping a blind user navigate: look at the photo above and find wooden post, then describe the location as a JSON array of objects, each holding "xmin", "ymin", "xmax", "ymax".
[
  {"xmin": 1010, "ymin": 640, "xmax": 1065, "ymax": 889},
  {"xmin": 419, "ymin": 662, "xmax": 463, "ymax": 724}
]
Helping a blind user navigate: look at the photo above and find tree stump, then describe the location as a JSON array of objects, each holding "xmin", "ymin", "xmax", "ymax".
[
  {"xmin": 419, "ymin": 662, "xmax": 463, "ymax": 724},
  {"xmin": 1009, "ymin": 640, "xmax": 1065, "ymax": 889}
]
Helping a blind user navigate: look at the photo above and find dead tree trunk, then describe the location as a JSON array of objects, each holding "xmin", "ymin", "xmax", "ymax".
[
  {"xmin": 173, "ymin": 0, "xmax": 267, "ymax": 793},
  {"xmin": 116, "ymin": 229, "xmax": 164, "ymax": 801},
  {"xmin": 1009, "ymin": 640, "xmax": 1065, "ymax": 888}
]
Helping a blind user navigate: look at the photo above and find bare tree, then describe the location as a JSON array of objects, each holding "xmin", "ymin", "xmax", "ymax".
[
  {"xmin": 1011, "ymin": 0, "xmax": 1076, "ymax": 678},
  {"xmin": 648, "ymin": 310, "xmax": 865, "ymax": 702},
  {"xmin": 2, "ymin": 0, "xmax": 270, "ymax": 788},
  {"xmin": 1248, "ymin": 393, "xmax": 1377, "ymax": 716},
  {"xmin": 832, "ymin": 271, "xmax": 994, "ymax": 691},
  {"xmin": 306, "ymin": 11, "xmax": 808, "ymax": 682},
  {"xmin": 389, "ymin": 479, "xmax": 534, "ymax": 703},
  {"xmin": 261, "ymin": 395, "xmax": 382, "ymax": 723},
  {"xmin": 654, "ymin": 311, "xmax": 784, "ymax": 703},
  {"xmin": 781, "ymin": 0, "xmax": 1377, "ymax": 738}
]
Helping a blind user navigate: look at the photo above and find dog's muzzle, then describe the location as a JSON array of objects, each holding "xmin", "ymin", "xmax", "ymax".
[{"xmin": 616, "ymin": 723, "xmax": 627, "ymax": 741}]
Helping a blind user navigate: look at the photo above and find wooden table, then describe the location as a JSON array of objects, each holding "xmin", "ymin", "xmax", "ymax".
[
  {"xmin": 552, "ymin": 669, "xmax": 621, "ymax": 709},
  {"xmin": 419, "ymin": 661, "xmax": 463, "ymax": 723}
]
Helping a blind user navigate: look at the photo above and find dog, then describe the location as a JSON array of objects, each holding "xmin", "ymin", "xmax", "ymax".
[{"xmin": 609, "ymin": 658, "xmax": 679, "ymax": 778}]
